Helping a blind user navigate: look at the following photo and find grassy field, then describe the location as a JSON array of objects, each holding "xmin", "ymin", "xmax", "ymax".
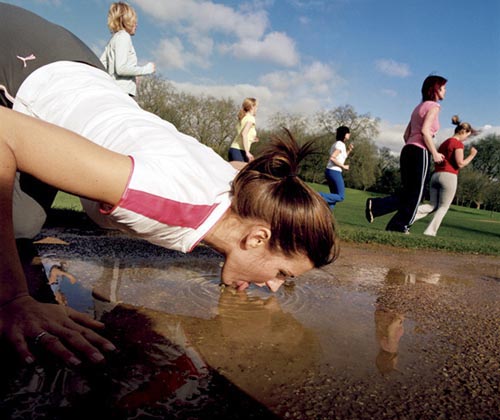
[
  {"xmin": 53, "ymin": 188, "xmax": 500, "ymax": 256},
  {"xmin": 314, "ymin": 184, "xmax": 500, "ymax": 256}
]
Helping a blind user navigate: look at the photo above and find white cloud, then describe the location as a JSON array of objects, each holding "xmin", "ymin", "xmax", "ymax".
[
  {"xmin": 381, "ymin": 88, "xmax": 398, "ymax": 97},
  {"xmin": 134, "ymin": 0, "xmax": 268, "ymax": 38},
  {"xmin": 134, "ymin": 0, "xmax": 300, "ymax": 68},
  {"xmin": 170, "ymin": 80, "xmax": 273, "ymax": 110},
  {"xmin": 34, "ymin": 0, "xmax": 62, "ymax": 5},
  {"xmin": 220, "ymin": 31, "xmax": 299, "ymax": 66},
  {"xmin": 168, "ymin": 61, "xmax": 344, "ymax": 128},
  {"xmin": 156, "ymin": 38, "xmax": 186, "ymax": 70},
  {"xmin": 374, "ymin": 121, "xmax": 500, "ymax": 154},
  {"xmin": 375, "ymin": 121, "xmax": 407, "ymax": 153},
  {"xmin": 299, "ymin": 16, "xmax": 311, "ymax": 25},
  {"xmin": 375, "ymin": 59, "xmax": 411, "ymax": 78},
  {"xmin": 475, "ymin": 124, "xmax": 500, "ymax": 138}
]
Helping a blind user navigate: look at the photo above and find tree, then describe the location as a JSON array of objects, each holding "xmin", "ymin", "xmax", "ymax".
[
  {"xmin": 265, "ymin": 112, "xmax": 327, "ymax": 183},
  {"xmin": 483, "ymin": 181, "xmax": 500, "ymax": 213},
  {"xmin": 469, "ymin": 134, "xmax": 500, "ymax": 180},
  {"xmin": 372, "ymin": 147, "xmax": 401, "ymax": 194},
  {"xmin": 456, "ymin": 167, "xmax": 491, "ymax": 209},
  {"xmin": 343, "ymin": 138, "xmax": 379, "ymax": 190},
  {"xmin": 172, "ymin": 92, "xmax": 237, "ymax": 156},
  {"xmin": 137, "ymin": 76, "xmax": 237, "ymax": 156},
  {"xmin": 136, "ymin": 75, "xmax": 183, "ymax": 128},
  {"xmin": 267, "ymin": 111, "xmax": 312, "ymax": 141}
]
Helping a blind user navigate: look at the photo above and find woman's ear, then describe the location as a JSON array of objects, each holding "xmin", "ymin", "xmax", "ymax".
[{"xmin": 244, "ymin": 226, "xmax": 271, "ymax": 249}]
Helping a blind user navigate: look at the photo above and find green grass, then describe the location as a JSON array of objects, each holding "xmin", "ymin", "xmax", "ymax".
[
  {"xmin": 53, "ymin": 188, "xmax": 500, "ymax": 256},
  {"xmin": 52, "ymin": 191, "xmax": 84, "ymax": 211},
  {"xmin": 313, "ymin": 184, "xmax": 500, "ymax": 256}
]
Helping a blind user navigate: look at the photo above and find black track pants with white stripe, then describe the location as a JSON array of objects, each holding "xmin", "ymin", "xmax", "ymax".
[{"xmin": 385, "ymin": 144, "xmax": 430, "ymax": 232}]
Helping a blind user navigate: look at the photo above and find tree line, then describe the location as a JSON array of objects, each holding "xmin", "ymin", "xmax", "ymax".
[{"xmin": 137, "ymin": 75, "xmax": 500, "ymax": 212}]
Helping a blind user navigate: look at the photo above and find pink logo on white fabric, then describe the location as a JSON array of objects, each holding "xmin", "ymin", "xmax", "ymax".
[{"xmin": 17, "ymin": 54, "xmax": 37, "ymax": 68}]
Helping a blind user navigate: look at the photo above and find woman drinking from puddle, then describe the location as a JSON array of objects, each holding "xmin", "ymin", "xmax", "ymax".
[{"xmin": 0, "ymin": 3, "xmax": 337, "ymax": 368}]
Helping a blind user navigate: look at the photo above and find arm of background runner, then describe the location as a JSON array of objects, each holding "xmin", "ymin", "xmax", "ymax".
[
  {"xmin": 421, "ymin": 106, "xmax": 444, "ymax": 163},
  {"xmin": 114, "ymin": 31, "xmax": 155, "ymax": 76}
]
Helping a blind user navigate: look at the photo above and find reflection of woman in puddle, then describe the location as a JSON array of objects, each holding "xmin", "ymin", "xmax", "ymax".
[
  {"xmin": 46, "ymin": 263, "xmax": 77, "ymax": 306},
  {"xmin": 0, "ymin": 4, "xmax": 337, "ymax": 367},
  {"xmin": 374, "ymin": 308, "xmax": 405, "ymax": 375},
  {"xmin": 108, "ymin": 287, "xmax": 321, "ymax": 407},
  {"xmin": 200, "ymin": 290, "xmax": 321, "ymax": 402},
  {"xmin": 82, "ymin": 288, "xmax": 321, "ymax": 414}
]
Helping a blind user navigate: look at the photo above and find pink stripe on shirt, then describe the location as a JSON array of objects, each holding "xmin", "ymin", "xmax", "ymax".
[{"xmin": 118, "ymin": 188, "xmax": 218, "ymax": 229}]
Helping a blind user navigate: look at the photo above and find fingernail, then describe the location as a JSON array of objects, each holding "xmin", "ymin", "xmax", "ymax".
[
  {"xmin": 91, "ymin": 352, "xmax": 105, "ymax": 363},
  {"xmin": 69, "ymin": 356, "xmax": 82, "ymax": 366},
  {"xmin": 104, "ymin": 343, "xmax": 117, "ymax": 351}
]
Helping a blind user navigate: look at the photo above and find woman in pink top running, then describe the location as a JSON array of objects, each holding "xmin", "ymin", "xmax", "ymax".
[{"xmin": 365, "ymin": 75, "xmax": 447, "ymax": 233}]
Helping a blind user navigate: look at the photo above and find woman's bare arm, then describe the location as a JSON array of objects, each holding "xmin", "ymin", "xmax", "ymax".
[
  {"xmin": 455, "ymin": 146, "xmax": 477, "ymax": 169},
  {"xmin": 0, "ymin": 107, "xmax": 129, "ymax": 364},
  {"xmin": 2, "ymin": 108, "xmax": 131, "ymax": 204},
  {"xmin": 421, "ymin": 106, "xmax": 444, "ymax": 163}
]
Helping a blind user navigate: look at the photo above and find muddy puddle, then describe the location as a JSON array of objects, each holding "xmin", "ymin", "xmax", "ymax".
[{"xmin": 1, "ymin": 226, "xmax": 499, "ymax": 419}]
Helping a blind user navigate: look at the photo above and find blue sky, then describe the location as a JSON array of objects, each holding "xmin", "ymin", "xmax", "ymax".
[{"xmin": 4, "ymin": 0, "xmax": 500, "ymax": 152}]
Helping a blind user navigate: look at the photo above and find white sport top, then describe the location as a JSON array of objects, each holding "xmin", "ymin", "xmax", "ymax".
[
  {"xmin": 326, "ymin": 141, "xmax": 347, "ymax": 173},
  {"xmin": 13, "ymin": 61, "xmax": 237, "ymax": 253}
]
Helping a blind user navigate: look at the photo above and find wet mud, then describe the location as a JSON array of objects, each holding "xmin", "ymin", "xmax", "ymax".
[{"xmin": 1, "ymin": 222, "xmax": 499, "ymax": 419}]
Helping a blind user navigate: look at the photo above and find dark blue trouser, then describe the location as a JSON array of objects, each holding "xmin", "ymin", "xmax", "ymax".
[
  {"xmin": 228, "ymin": 148, "xmax": 248, "ymax": 162},
  {"xmin": 320, "ymin": 168, "xmax": 345, "ymax": 209}
]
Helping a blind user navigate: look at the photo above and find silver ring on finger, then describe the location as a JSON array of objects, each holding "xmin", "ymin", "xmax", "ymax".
[{"xmin": 34, "ymin": 331, "xmax": 48, "ymax": 345}]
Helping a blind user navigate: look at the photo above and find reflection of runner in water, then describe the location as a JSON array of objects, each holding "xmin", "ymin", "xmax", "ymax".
[
  {"xmin": 0, "ymin": 4, "xmax": 337, "ymax": 368},
  {"xmin": 45, "ymin": 262, "xmax": 77, "ymax": 306},
  {"xmin": 374, "ymin": 307, "xmax": 405, "ymax": 375}
]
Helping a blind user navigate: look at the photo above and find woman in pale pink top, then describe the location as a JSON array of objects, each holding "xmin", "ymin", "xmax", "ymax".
[{"xmin": 365, "ymin": 75, "xmax": 447, "ymax": 233}]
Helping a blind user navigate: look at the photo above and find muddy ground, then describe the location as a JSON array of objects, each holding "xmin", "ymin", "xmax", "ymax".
[{"xmin": 0, "ymin": 219, "xmax": 498, "ymax": 419}]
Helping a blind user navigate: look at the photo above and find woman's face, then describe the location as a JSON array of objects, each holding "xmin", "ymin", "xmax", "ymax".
[
  {"xmin": 436, "ymin": 84, "xmax": 446, "ymax": 101},
  {"xmin": 127, "ymin": 17, "xmax": 138, "ymax": 35},
  {"xmin": 221, "ymin": 245, "xmax": 313, "ymax": 292}
]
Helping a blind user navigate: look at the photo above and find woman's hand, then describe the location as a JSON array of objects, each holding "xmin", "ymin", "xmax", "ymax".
[
  {"xmin": 0, "ymin": 295, "xmax": 116, "ymax": 365},
  {"xmin": 246, "ymin": 151, "xmax": 255, "ymax": 162},
  {"xmin": 432, "ymin": 152, "xmax": 445, "ymax": 163}
]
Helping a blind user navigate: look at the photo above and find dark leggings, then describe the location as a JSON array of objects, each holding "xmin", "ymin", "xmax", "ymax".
[
  {"xmin": 228, "ymin": 148, "xmax": 248, "ymax": 163},
  {"xmin": 370, "ymin": 145, "xmax": 430, "ymax": 232}
]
